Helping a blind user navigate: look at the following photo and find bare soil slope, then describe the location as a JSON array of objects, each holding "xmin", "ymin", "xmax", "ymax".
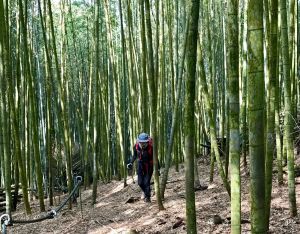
[{"xmin": 8, "ymin": 157, "xmax": 300, "ymax": 234}]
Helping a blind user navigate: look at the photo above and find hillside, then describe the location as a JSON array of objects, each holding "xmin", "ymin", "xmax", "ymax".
[{"xmin": 8, "ymin": 157, "xmax": 300, "ymax": 234}]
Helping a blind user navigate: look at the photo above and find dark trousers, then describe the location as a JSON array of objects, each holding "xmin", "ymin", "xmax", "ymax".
[
  {"xmin": 137, "ymin": 160, "xmax": 153, "ymax": 198},
  {"xmin": 138, "ymin": 172, "xmax": 152, "ymax": 198}
]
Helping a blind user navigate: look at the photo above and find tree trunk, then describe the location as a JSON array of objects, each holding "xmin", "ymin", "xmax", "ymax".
[
  {"xmin": 184, "ymin": 0, "xmax": 200, "ymax": 232},
  {"xmin": 139, "ymin": 0, "xmax": 149, "ymax": 132},
  {"xmin": 160, "ymin": 17, "xmax": 189, "ymax": 199},
  {"xmin": 227, "ymin": 0, "xmax": 240, "ymax": 232},
  {"xmin": 144, "ymin": 0, "xmax": 164, "ymax": 211},
  {"xmin": 19, "ymin": 0, "xmax": 45, "ymax": 212},
  {"xmin": 247, "ymin": 0, "xmax": 266, "ymax": 232},
  {"xmin": 198, "ymin": 40, "xmax": 231, "ymax": 196},
  {"xmin": 280, "ymin": 0, "xmax": 297, "ymax": 217},
  {"xmin": 0, "ymin": 0, "xmax": 12, "ymax": 215},
  {"xmin": 265, "ymin": 0, "xmax": 279, "ymax": 229}
]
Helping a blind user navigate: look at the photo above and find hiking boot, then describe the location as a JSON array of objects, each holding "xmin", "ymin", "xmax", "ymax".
[
  {"xmin": 144, "ymin": 197, "xmax": 151, "ymax": 203},
  {"xmin": 140, "ymin": 192, "xmax": 145, "ymax": 200}
]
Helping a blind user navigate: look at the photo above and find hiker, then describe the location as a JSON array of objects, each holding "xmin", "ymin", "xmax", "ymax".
[{"xmin": 127, "ymin": 133, "xmax": 154, "ymax": 203}]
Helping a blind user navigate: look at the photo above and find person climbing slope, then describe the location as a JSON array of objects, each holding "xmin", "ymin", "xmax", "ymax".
[{"xmin": 127, "ymin": 133, "xmax": 154, "ymax": 203}]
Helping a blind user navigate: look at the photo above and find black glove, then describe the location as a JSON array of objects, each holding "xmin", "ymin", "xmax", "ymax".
[{"xmin": 127, "ymin": 163, "xmax": 133, "ymax": 170}]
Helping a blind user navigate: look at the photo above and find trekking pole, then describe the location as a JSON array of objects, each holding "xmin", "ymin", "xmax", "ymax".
[
  {"xmin": 132, "ymin": 174, "xmax": 135, "ymax": 183},
  {"xmin": 76, "ymin": 176, "xmax": 83, "ymax": 218},
  {"xmin": 127, "ymin": 157, "xmax": 135, "ymax": 184}
]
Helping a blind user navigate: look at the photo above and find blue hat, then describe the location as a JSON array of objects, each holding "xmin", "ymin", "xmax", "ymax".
[{"xmin": 137, "ymin": 133, "xmax": 149, "ymax": 143}]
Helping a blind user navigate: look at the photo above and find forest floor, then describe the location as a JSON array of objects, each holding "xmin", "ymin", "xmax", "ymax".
[{"xmin": 7, "ymin": 154, "xmax": 300, "ymax": 234}]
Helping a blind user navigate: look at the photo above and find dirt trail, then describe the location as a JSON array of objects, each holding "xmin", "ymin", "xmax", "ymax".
[{"xmin": 6, "ymin": 157, "xmax": 300, "ymax": 233}]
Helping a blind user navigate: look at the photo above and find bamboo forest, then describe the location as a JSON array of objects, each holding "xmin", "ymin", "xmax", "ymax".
[{"xmin": 0, "ymin": 0, "xmax": 299, "ymax": 233}]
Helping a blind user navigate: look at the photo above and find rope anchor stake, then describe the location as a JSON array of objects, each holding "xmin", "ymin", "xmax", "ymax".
[
  {"xmin": 1, "ymin": 214, "xmax": 10, "ymax": 234},
  {"xmin": 0, "ymin": 176, "xmax": 83, "ymax": 231}
]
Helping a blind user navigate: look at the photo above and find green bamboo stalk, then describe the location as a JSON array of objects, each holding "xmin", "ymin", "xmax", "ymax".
[
  {"xmin": 227, "ymin": 0, "xmax": 240, "ymax": 232},
  {"xmin": 184, "ymin": 0, "xmax": 200, "ymax": 232},
  {"xmin": 280, "ymin": 0, "xmax": 297, "ymax": 217},
  {"xmin": 265, "ymin": 0, "xmax": 279, "ymax": 229},
  {"xmin": 144, "ymin": 0, "xmax": 164, "ymax": 210},
  {"xmin": 198, "ymin": 40, "xmax": 231, "ymax": 196},
  {"xmin": 19, "ymin": 0, "xmax": 45, "ymax": 212},
  {"xmin": 248, "ymin": 0, "xmax": 266, "ymax": 232}
]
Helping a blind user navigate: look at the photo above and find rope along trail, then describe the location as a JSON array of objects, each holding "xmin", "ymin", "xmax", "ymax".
[{"xmin": 0, "ymin": 176, "xmax": 83, "ymax": 234}]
